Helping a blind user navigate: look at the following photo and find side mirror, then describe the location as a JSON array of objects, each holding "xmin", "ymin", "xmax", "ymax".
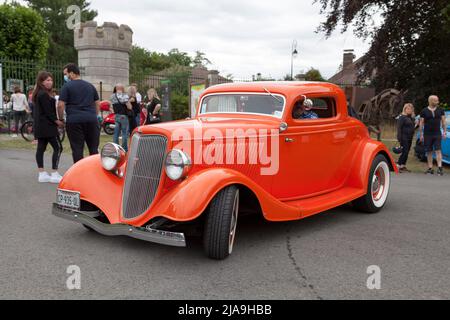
[{"xmin": 279, "ymin": 122, "xmax": 288, "ymax": 132}]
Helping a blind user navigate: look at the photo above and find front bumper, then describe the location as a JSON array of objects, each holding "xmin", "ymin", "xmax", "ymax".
[{"xmin": 52, "ymin": 203, "xmax": 186, "ymax": 247}]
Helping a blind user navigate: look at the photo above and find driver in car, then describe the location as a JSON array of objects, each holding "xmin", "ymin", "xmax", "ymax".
[{"xmin": 293, "ymin": 99, "xmax": 319, "ymax": 119}]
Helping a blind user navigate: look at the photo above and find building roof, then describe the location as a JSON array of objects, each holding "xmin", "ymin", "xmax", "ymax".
[{"xmin": 328, "ymin": 56, "xmax": 363, "ymax": 85}]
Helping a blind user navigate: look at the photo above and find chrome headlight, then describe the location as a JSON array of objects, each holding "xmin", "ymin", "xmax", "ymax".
[
  {"xmin": 165, "ymin": 149, "xmax": 191, "ymax": 180},
  {"xmin": 101, "ymin": 143, "xmax": 126, "ymax": 172}
]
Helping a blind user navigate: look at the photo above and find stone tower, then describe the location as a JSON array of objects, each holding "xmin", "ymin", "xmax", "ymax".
[{"xmin": 74, "ymin": 21, "xmax": 133, "ymax": 99}]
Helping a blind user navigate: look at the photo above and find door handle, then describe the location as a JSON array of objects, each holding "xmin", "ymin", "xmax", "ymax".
[{"xmin": 285, "ymin": 138, "xmax": 295, "ymax": 143}]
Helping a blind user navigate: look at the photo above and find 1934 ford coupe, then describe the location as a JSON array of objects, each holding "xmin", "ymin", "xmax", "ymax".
[{"xmin": 53, "ymin": 82, "xmax": 397, "ymax": 260}]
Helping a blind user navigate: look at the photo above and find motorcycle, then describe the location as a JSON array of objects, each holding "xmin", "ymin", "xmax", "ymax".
[
  {"xmin": 101, "ymin": 103, "xmax": 147, "ymax": 136},
  {"xmin": 102, "ymin": 113, "xmax": 116, "ymax": 135}
]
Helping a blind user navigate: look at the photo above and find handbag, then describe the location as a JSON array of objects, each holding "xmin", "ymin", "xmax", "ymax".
[{"xmin": 392, "ymin": 145, "xmax": 404, "ymax": 155}]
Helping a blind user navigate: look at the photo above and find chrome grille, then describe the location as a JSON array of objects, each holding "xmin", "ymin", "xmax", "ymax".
[{"xmin": 122, "ymin": 134, "xmax": 167, "ymax": 220}]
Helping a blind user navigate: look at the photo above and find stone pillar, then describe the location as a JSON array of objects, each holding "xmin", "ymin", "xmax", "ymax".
[
  {"xmin": 207, "ymin": 70, "xmax": 220, "ymax": 86},
  {"xmin": 74, "ymin": 21, "xmax": 133, "ymax": 100}
]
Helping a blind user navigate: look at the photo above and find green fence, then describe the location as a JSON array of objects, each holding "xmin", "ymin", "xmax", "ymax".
[
  {"xmin": 0, "ymin": 56, "xmax": 66, "ymax": 95},
  {"xmin": 0, "ymin": 57, "xmax": 66, "ymax": 133}
]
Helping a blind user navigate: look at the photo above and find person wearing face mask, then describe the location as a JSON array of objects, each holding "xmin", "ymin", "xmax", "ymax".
[
  {"xmin": 57, "ymin": 63, "xmax": 100, "ymax": 163},
  {"xmin": 32, "ymin": 71, "xmax": 64, "ymax": 183}
]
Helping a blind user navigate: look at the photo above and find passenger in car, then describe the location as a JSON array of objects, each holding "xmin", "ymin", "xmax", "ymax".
[{"xmin": 293, "ymin": 100, "xmax": 319, "ymax": 120}]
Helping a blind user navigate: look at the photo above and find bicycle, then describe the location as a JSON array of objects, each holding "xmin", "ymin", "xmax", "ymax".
[{"xmin": 20, "ymin": 120, "xmax": 66, "ymax": 143}]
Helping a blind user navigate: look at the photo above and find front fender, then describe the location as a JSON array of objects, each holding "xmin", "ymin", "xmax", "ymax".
[
  {"xmin": 149, "ymin": 168, "xmax": 300, "ymax": 223},
  {"xmin": 347, "ymin": 138, "xmax": 398, "ymax": 190},
  {"xmin": 59, "ymin": 155, "xmax": 124, "ymax": 224}
]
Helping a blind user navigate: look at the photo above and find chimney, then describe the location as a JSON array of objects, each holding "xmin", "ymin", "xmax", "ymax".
[{"xmin": 343, "ymin": 49, "xmax": 355, "ymax": 69}]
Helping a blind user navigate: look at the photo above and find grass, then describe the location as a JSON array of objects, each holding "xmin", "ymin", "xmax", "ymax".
[
  {"xmin": 370, "ymin": 123, "xmax": 427, "ymax": 173},
  {"xmin": 0, "ymin": 122, "xmax": 434, "ymax": 174},
  {"xmin": 0, "ymin": 132, "xmax": 114, "ymax": 155}
]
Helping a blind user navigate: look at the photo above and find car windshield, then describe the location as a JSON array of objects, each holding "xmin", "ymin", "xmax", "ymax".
[{"xmin": 200, "ymin": 94, "xmax": 285, "ymax": 118}]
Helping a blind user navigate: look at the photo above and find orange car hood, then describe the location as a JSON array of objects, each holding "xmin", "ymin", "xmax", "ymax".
[{"xmin": 138, "ymin": 116, "xmax": 282, "ymax": 139}]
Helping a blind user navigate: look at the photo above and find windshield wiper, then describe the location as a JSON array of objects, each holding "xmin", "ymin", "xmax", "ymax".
[{"xmin": 263, "ymin": 87, "xmax": 282, "ymax": 103}]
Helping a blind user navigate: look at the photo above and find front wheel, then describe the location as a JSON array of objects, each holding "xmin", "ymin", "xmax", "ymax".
[
  {"xmin": 203, "ymin": 186, "xmax": 239, "ymax": 260},
  {"xmin": 352, "ymin": 154, "xmax": 391, "ymax": 213}
]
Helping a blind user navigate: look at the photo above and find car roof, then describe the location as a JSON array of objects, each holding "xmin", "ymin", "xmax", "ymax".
[{"xmin": 203, "ymin": 81, "xmax": 343, "ymax": 97}]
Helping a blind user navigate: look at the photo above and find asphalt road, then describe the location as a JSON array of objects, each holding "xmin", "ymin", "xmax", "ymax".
[{"xmin": 1, "ymin": 148, "xmax": 449, "ymax": 300}]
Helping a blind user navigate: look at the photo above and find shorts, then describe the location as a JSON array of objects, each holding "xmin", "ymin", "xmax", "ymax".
[{"xmin": 424, "ymin": 135, "xmax": 442, "ymax": 153}]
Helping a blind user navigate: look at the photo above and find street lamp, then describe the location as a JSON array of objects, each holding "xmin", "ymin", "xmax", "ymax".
[{"xmin": 291, "ymin": 40, "xmax": 298, "ymax": 81}]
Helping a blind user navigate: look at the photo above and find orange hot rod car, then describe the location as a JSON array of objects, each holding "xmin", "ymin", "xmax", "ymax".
[{"xmin": 53, "ymin": 82, "xmax": 397, "ymax": 260}]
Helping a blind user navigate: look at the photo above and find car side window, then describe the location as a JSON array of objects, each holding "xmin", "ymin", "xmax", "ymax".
[{"xmin": 292, "ymin": 97, "xmax": 337, "ymax": 120}]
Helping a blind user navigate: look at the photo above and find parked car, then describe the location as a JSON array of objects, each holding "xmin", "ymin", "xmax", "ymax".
[
  {"xmin": 53, "ymin": 82, "xmax": 398, "ymax": 260},
  {"xmin": 414, "ymin": 111, "xmax": 450, "ymax": 164}
]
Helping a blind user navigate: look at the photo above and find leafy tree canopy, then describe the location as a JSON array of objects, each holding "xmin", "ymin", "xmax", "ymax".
[
  {"xmin": 193, "ymin": 51, "xmax": 212, "ymax": 67},
  {"xmin": 0, "ymin": 3, "xmax": 48, "ymax": 60},
  {"xmin": 25, "ymin": 0, "xmax": 97, "ymax": 63},
  {"xmin": 316, "ymin": 0, "xmax": 450, "ymax": 106},
  {"xmin": 304, "ymin": 68, "xmax": 326, "ymax": 81},
  {"xmin": 130, "ymin": 46, "xmax": 209, "ymax": 76}
]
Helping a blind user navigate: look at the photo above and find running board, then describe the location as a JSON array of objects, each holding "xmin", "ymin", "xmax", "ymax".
[{"xmin": 283, "ymin": 187, "xmax": 365, "ymax": 218}]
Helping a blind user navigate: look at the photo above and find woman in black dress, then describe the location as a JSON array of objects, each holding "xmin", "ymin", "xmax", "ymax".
[
  {"xmin": 397, "ymin": 103, "xmax": 416, "ymax": 173},
  {"xmin": 127, "ymin": 86, "xmax": 140, "ymax": 134},
  {"xmin": 32, "ymin": 71, "xmax": 64, "ymax": 183},
  {"xmin": 145, "ymin": 88, "xmax": 162, "ymax": 125}
]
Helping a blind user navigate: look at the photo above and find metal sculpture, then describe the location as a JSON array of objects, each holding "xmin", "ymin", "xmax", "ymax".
[{"xmin": 357, "ymin": 89, "xmax": 405, "ymax": 141}]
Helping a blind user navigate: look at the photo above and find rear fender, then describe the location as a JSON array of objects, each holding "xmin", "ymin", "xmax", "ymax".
[{"xmin": 347, "ymin": 139, "xmax": 398, "ymax": 190}]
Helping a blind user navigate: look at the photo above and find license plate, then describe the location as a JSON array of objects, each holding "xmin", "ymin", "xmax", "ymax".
[{"xmin": 57, "ymin": 190, "xmax": 80, "ymax": 210}]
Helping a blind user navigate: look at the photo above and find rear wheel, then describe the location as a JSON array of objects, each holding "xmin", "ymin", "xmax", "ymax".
[
  {"xmin": 353, "ymin": 154, "xmax": 391, "ymax": 213},
  {"xmin": 203, "ymin": 186, "xmax": 239, "ymax": 260},
  {"xmin": 103, "ymin": 123, "xmax": 115, "ymax": 135},
  {"xmin": 20, "ymin": 121, "xmax": 34, "ymax": 142}
]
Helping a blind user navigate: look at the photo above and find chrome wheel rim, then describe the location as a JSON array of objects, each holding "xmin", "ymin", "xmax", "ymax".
[
  {"xmin": 371, "ymin": 162, "xmax": 390, "ymax": 208},
  {"xmin": 228, "ymin": 190, "xmax": 239, "ymax": 254}
]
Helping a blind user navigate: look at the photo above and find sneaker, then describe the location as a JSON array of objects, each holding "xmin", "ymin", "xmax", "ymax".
[
  {"xmin": 402, "ymin": 167, "xmax": 412, "ymax": 173},
  {"xmin": 38, "ymin": 172, "xmax": 51, "ymax": 183},
  {"xmin": 50, "ymin": 172, "xmax": 63, "ymax": 184},
  {"xmin": 11, "ymin": 134, "xmax": 18, "ymax": 138},
  {"xmin": 425, "ymin": 168, "xmax": 434, "ymax": 175},
  {"xmin": 437, "ymin": 168, "xmax": 444, "ymax": 176}
]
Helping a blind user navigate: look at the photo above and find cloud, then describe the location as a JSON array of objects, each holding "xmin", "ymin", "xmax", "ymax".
[{"xmin": 91, "ymin": 0, "xmax": 371, "ymax": 79}]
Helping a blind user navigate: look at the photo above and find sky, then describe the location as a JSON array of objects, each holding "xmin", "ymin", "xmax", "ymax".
[
  {"xmin": 86, "ymin": 0, "xmax": 375, "ymax": 80},
  {"xmin": 16, "ymin": 0, "xmax": 373, "ymax": 79}
]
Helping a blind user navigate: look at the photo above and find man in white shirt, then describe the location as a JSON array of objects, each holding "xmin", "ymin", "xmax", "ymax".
[{"xmin": 11, "ymin": 86, "xmax": 31, "ymax": 137}]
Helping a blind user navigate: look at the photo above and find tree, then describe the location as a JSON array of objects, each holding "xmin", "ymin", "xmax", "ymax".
[
  {"xmin": 193, "ymin": 51, "xmax": 212, "ymax": 67},
  {"xmin": 168, "ymin": 49, "xmax": 193, "ymax": 68},
  {"xmin": 130, "ymin": 46, "xmax": 193, "ymax": 76},
  {"xmin": 304, "ymin": 68, "xmax": 326, "ymax": 81},
  {"xmin": 26, "ymin": 0, "xmax": 97, "ymax": 62},
  {"xmin": 0, "ymin": 3, "xmax": 48, "ymax": 60},
  {"xmin": 316, "ymin": 0, "xmax": 450, "ymax": 107}
]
